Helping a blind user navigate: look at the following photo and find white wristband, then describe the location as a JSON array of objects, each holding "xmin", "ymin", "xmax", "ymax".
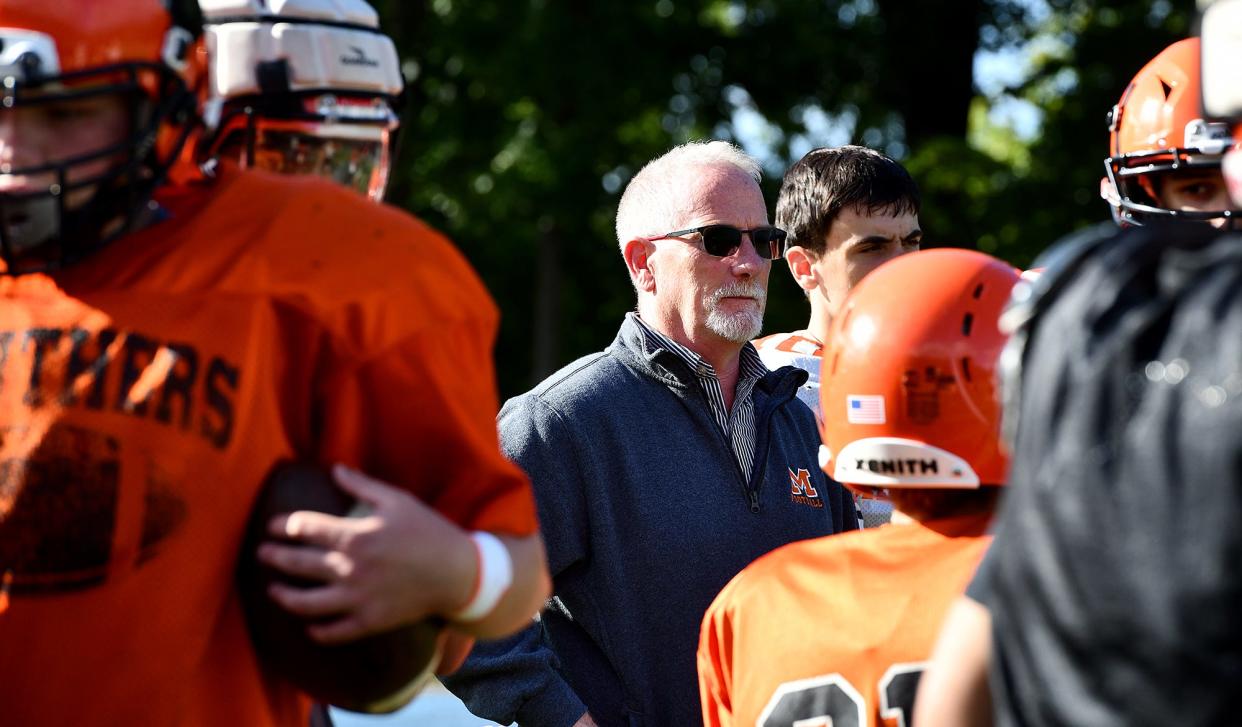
[{"xmin": 451, "ymin": 532, "xmax": 513, "ymax": 622}]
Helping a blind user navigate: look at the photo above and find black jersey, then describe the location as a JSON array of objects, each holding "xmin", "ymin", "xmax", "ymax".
[{"xmin": 968, "ymin": 222, "xmax": 1242, "ymax": 727}]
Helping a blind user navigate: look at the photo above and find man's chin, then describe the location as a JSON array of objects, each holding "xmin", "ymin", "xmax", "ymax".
[{"xmin": 706, "ymin": 312, "xmax": 764, "ymax": 344}]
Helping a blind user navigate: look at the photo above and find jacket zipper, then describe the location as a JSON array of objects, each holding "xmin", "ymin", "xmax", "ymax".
[
  {"xmin": 688, "ymin": 378, "xmax": 760, "ymax": 514},
  {"xmin": 680, "ymin": 362, "xmax": 799, "ymax": 515},
  {"xmin": 743, "ymin": 378, "xmax": 801, "ymax": 515},
  {"xmin": 726, "ymin": 452, "xmax": 759, "ymax": 514}
]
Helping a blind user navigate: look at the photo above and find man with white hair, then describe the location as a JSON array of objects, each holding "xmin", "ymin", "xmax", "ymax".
[{"xmin": 444, "ymin": 141, "xmax": 856, "ymax": 727}]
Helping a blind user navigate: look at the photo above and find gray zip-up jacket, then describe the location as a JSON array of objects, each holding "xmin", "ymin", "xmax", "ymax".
[{"xmin": 444, "ymin": 315, "xmax": 856, "ymax": 727}]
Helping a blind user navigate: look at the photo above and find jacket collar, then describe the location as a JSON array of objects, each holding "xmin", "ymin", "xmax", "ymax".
[{"xmin": 611, "ymin": 313, "xmax": 808, "ymax": 399}]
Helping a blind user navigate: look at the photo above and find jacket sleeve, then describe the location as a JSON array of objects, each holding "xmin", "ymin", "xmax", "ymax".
[
  {"xmin": 442, "ymin": 622, "xmax": 588, "ymax": 727},
  {"xmin": 442, "ymin": 394, "xmax": 591, "ymax": 726}
]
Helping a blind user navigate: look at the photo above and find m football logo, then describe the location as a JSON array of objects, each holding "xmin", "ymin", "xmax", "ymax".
[{"xmin": 789, "ymin": 468, "xmax": 822, "ymax": 508}]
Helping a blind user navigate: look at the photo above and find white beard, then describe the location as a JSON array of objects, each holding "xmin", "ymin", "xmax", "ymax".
[{"xmin": 704, "ymin": 281, "xmax": 766, "ymax": 343}]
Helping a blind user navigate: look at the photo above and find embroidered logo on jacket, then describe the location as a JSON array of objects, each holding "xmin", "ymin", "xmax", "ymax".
[{"xmin": 789, "ymin": 467, "xmax": 823, "ymax": 508}]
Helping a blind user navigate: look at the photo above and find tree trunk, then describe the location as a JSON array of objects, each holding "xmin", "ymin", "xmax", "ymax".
[{"xmin": 875, "ymin": 0, "xmax": 984, "ymax": 147}]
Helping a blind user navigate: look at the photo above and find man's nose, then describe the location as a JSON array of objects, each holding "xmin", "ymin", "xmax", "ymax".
[{"xmin": 731, "ymin": 233, "xmax": 769, "ymax": 276}]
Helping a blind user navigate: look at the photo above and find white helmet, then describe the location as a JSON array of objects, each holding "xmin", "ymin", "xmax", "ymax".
[{"xmin": 198, "ymin": 0, "xmax": 404, "ymax": 200}]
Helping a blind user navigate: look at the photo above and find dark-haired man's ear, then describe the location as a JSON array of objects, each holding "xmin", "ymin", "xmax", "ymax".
[{"xmin": 784, "ymin": 245, "xmax": 819, "ymax": 293}]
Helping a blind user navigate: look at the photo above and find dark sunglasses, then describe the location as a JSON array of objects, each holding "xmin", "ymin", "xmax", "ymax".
[{"xmin": 646, "ymin": 224, "xmax": 787, "ymax": 259}]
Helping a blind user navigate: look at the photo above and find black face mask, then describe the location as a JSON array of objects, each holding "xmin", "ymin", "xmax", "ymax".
[
  {"xmin": 1103, "ymin": 155, "xmax": 1242, "ymax": 229},
  {"xmin": 0, "ymin": 63, "xmax": 196, "ymax": 274},
  {"xmin": 213, "ymin": 124, "xmax": 392, "ymax": 201},
  {"xmin": 203, "ymin": 89, "xmax": 401, "ymax": 203}
]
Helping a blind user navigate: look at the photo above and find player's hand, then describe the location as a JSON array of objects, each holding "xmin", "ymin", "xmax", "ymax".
[
  {"xmin": 572, "ymin": 713, "xmax": 599, "ymax": 727},
  {"xmin": 257, "ymin": 464, "xmax": 476, "ymax": 644}
]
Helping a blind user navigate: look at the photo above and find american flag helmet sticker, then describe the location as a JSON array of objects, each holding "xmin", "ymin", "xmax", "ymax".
[{"xmin": 846, "ymin": 395, "xmax": 886, "ymax": 424}]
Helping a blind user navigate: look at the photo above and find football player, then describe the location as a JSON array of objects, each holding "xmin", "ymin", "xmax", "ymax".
[
  {"xmin": 916, "ymin": 214, "xmax": 1242, "ymax": 727},
  {"xmin": 0, "ymin": 2, "xmax": 548, "ymax": 725},
  {"xmin": 195, "ymin": 0, "xmax": 402, "ymax": 201},
  {"xmin": 698, "ymin": 248, "xmax": 1017, "ymax": 727},
  {"xmin": 755, "ymin": 145, "xmax": 923, "ymax": 528},
  {"xmin": 195, "ymin": 0, "xmax": 488, "ymax": 691},
  {"xmin": 1100, "ymin": 37, "xmax": 1240, "ymax": 227},
  {"xmin": 919, "ymin": 18, "xmax": 1242, "ymax": 727}
]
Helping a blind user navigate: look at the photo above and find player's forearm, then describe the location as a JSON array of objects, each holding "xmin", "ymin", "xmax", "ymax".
[
  {"xmin": 913, "ymin": 596, "xmax": 994, "ymax": 727},
  {"xmin": 452, "ymin": 532, "xmax": 550, "ymax": 639}
]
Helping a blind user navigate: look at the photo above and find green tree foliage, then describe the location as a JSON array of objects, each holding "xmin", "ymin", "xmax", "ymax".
[
  {"xmin": 372, "ymin": 0, "xmax": 1192, "ymax": 395},
  {"xmin": 963, "ymin": 0, "xmax": 1192, "ymax": 263}
]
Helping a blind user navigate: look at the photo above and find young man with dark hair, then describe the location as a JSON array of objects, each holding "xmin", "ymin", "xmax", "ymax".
[{"xmin": 755, "ymin": 144, "xmax": 922, "ymax": 526}]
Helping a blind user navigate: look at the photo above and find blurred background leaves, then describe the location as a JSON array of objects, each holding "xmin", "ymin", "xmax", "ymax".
[{"xmin": 372, "ymin": 0, "xmax": 1191, "ymax": 395}]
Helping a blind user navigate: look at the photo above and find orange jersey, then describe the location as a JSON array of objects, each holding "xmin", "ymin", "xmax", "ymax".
[
  {"xmin": 752, "ymin": 330, "xmax": 824, "ymax": 360},
  {"xmin": 752, "ymin": 331, "xmax": 823, "ymax": 416},
  {"xmin": 698, "ymin": 514, "xmax": 991, "ymax": 727},
  {"xmin": 0, "ymin": 164, "xmax": 536, "ymax": 727}
]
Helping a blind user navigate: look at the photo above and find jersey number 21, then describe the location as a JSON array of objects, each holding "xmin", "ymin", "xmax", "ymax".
[{"xmin": 757, "ymin": 663, "xmax": 924, "ymax": 727}]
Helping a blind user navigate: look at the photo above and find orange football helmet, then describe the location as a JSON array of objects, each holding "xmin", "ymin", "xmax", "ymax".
[
  {"xmin": 819, "ymin": 249, "xmax": 1019, "ymax": 490},
  {"xmin": 0, "ymin": 0, "xmax": 202, "ymax": 272},
  {"xmin": 1102, "ymin": 37, "xmax": 1238, "ymax": 227}
]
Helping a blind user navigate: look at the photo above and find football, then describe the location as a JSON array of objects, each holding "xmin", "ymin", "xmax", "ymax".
[{"xmin": 238, "ymin": 462, "xmax": 443, "ymax": 713}]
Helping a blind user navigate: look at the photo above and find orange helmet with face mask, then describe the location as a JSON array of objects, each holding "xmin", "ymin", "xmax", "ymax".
[
  {"xmin": 1102, "ymin": 37, "xmax": 1238, "ymax": 227},
  {"xmin": 196, "ymin": 0, "xmax": 403, "ymax": 202},
  {"xmin": 0, "ymin": 0, "xmax": 202, "ymax": 272},
  {"xmin": 819, "ymin": 249, "xmax": 1018, "ymax": 491}
]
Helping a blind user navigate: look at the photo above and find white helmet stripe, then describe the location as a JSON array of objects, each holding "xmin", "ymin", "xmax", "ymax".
[{"xmin": 832, "ymin": 437, "xmax": 981, "ymax": 489}]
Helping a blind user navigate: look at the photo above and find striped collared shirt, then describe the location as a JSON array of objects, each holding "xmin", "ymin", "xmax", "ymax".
[{"xmin": 631, "ymin": 313, "xmax": 768, "ymax": 477}]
